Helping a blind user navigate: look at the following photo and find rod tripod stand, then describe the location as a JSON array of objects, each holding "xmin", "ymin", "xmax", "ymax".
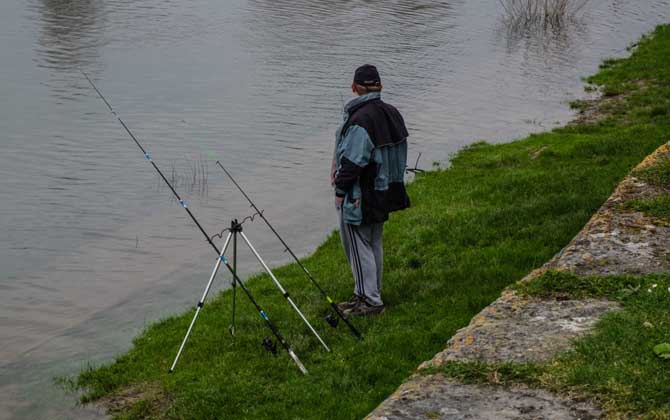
[
  {"xmin": 169, "ymin": 219, "xmax": 329, "ymax": 373},
  {"xmin": 81, "ymin": 73, "xmax": 311, "ymax": 375}
]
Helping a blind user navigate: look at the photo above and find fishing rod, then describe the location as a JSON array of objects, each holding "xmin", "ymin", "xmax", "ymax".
[
  {"xmin": 215, "ymin": 161, "xmax": 363, "ymax": 339},
  {"xmin": 81, "ymin": 71, "xmax": 309, "ymax": 374},
  {"xmin": 171, "ymin": 121, "xmax": 330, "ymax": 353}
]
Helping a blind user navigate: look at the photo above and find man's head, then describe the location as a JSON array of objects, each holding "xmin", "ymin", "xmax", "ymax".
[{"xmin": 352, "ymin": 64, "xmax": 383, "ymax": 96}]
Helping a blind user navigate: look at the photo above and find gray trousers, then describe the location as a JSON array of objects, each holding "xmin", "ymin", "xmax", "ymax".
[{"xmin": 338, "ymin": 208, "xmax": 384, "ymax": 306}]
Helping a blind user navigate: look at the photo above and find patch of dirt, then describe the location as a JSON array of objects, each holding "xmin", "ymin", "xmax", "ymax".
[
  {"xmin": 568, "ymin": 79, "xmax": 649, "ymax": 126},
  {"xmin": 96, "ymin": 381, "xmax": 170, "ymax": 419},
  {"xmin": 530, "ymin": 145, "xmax": 548, "ymax": 160}
]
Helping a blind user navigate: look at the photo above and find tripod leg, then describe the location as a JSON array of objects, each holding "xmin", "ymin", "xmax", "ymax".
[
  {"xmin": 230, "ymin": 229, "xmax": 237, "ymax": 336},
  {"xmin": 169, "ymin": 232, "xmax": 233, "ymax": 373},
  {"xmin": 239, "ymin": 232, "xmax": 331, "ymax": 352}
]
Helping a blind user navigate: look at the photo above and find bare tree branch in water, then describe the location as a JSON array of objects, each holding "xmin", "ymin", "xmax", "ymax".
[
  {"xmin": 499, "ymin": 0, "xmax": 590, "ymax": 30},
  {"xmin": 155, "ymin": 156, "xmax": 210, "ymax": 199}
]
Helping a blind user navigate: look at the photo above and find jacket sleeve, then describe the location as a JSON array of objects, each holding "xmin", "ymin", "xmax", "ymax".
[{"xmin": 334, "ymin": 125, "xmax": 374, "ymax": 197}]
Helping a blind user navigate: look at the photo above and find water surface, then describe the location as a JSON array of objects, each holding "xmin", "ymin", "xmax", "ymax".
[{"xmin": 1, "ymin": 0, "xmax": 669, "ymax": 418}]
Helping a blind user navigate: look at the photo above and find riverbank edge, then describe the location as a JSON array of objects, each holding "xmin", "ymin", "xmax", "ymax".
[
  {"xmin": 365, "ymin": 141, "xmax": 670, "ymax": 420},
  {"xmin": 365, "ymin": 28, "xmax": 670, "ymax": 420},
  {"xmin": 73, "ymin": 24, "xmax": 670, "ymax": 420}
]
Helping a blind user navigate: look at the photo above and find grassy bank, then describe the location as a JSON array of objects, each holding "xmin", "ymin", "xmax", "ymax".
[
  {"xmin": 73, "ymin": 25, "xmax": 670, "ymax": 419},
  {"xmin": 519, "ymin": 272, "xmax": 670, "ymax": 419}
]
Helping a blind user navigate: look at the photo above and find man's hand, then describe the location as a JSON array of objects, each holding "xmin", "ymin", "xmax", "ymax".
[
  {"xmin": 331, "ymin": 159, "xmax": 337, "ymax": 187},
  {"xmin": 335, "ymin": 196, "xmax": 359, "ymax": 208}
]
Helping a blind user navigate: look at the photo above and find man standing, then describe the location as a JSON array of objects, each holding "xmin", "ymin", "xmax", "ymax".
[{"xmin": 333, "ymin": 64, "xmax": 410, "ymax": 317}]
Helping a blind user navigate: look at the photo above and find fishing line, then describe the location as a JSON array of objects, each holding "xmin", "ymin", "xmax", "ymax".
[{"xmin": 209, "ymin": 210, "xmax": 264, "ymax": 240}]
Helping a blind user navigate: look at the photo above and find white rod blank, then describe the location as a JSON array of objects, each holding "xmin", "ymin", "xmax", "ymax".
[{"xmin": 169, "ymin": 233, "xmax": 233, "ymax": 372}]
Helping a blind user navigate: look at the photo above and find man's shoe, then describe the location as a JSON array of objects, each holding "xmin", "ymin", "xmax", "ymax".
[
  {"xmin": 345, "ymin": 299, "xmax": 385, "ymax": 317},
  {"xmin": 337, "ymin": 294, "xmax": 362, "ymax": 312}
]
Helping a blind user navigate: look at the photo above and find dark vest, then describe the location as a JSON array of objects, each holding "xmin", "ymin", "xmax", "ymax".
[
  {"xmin": 343, "ymin": 98, "xmax": 408, "ymax": 148},
  {"xmin": 343, "ymin": 98, "xmax": 410, "ymax": 224}
]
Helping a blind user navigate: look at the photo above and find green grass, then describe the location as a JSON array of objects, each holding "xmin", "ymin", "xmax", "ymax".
[
  {"xmin": 514, "ymin": 269, "xmax": 662, "ymax": 300},
  {"xmin": 634, "ymin": 156, "xmax": 670, "ymax": 188},
  {"xmin": 73, "ymin": 25, "xmax": 670, "ymax": 419},
  {"xmin": 622, "ymin": 152, "xmax": 670, "ymax": 220},
  {"xmin": 623, "ymin": 195, "xmax": 670, "ymax": 220},
  {"xmin": 547, "ymin": 279, "xmax": 670, "ymax": 419},
  {"xmin": 444, "ymin": 270, "xmax": 670, "ymax": 419}
]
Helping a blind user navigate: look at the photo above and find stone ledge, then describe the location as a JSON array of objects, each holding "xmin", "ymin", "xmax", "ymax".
[
  {"xmin": 422, "ymin": 294, "xmax": 619, "ymax": 367},
  {"xmin": 544, "ymin": 142, "xmax": 670, "ymax": 277},
  {"xmin": 365, "ymin": 373, "xmax": 602, "ymax": 420}
]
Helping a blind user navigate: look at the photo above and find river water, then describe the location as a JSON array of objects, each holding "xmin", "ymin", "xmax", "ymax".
[{"xmin": 1, "ymin": 0, "xmax": 669, "ymax": 418}]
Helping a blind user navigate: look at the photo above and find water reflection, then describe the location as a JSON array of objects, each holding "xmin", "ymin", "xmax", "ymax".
[
  {"xmin": 30, "ymin": 0, "xmax": 105, "ymax": 99},
  {"xmin": 244, "ymin": 0, "xmax": 459, "ymax": 89},
  {"xmin": 241, "ymin": 0, "xmax": 462, "ymax": 163},
  {"xmin": 30, "ymin": 0, "xmax": 219, "ymax": 100},
  {"xmin": 497, "ymin": 17, "xmax": 590, "ymax": 76},
  {"xmin": 33, "ymin": 0, "xmax": 103, "ymax": 70}
]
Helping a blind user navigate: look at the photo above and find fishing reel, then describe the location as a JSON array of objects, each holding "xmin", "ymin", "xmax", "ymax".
[
  {"xmin": 262, "ymin": 337, "xmax": 278, "ymax": 355},
  {"xmin": 325, "ymin": 313, "xmax": 339, "ymax": 328}
]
